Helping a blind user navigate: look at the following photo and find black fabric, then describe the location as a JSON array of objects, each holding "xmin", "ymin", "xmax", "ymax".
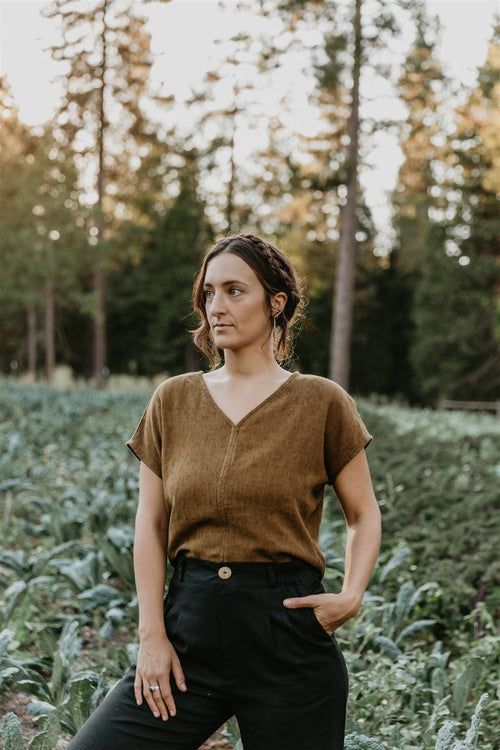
[{"xmin": 67, "ymin": 559, "xmax": 348, "ymax": 750}]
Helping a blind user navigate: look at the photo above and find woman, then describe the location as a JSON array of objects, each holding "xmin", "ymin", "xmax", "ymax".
[{"xmin": 68, "ymin": 233, "xmax": 381, "ymax": 750}]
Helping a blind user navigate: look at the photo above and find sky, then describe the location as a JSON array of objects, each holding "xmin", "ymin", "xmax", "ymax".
[{"xmin": 0, "ymin": 0, "xmax": 498, "ymax": 246}]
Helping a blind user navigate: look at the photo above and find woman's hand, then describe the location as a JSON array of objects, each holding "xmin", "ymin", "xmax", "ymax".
[
  {"xmin": 283, "ymin": 591, "xmax": 361, "ymax": 634},
  {"xmin": 134, "ymin": 632, "xmax": 187, "ymax": 721}
]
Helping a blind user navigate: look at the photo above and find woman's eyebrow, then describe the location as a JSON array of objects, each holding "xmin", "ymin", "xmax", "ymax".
[{"xmin": 203, "ymin": 279, "xmax": 249, "ymax": 287}]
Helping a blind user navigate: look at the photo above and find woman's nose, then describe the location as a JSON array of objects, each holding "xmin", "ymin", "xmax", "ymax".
[{"xmin": 209, "ymin": 290, "xmax": 226, "ymax": 314}]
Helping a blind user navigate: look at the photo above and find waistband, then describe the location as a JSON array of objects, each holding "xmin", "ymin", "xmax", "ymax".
[{"xmin": 171, "ymin": 556, "xmax": 321, "ymax": 588}]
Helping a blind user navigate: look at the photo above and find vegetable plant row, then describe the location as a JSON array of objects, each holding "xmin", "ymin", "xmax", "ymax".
[{"xmin": 0, "ymin": 382, "xmax": 498, "ymax": 749}]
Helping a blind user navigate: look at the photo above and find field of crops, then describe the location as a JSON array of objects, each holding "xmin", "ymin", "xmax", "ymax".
[{"xmin": 0, "ymin": 382, "xmax": 499, "ymax": 749}]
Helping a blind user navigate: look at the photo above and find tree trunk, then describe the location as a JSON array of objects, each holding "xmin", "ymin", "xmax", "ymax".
[
  {"xmin": 93, "ymin": 0, "xmax": 108, "ymax": 389},
  {"xmin": 93, "ymin": 263, "xmax": 106, "ymax": 387},
  {"xmin": 45, "ymin": 280, "xmax": 55, "ymax": 383},
  {"xmin": 329, "ymin": 0, "xmax": 362, "ymax": 389},
  {"xmin": 226, "ymin": 117, "xmax": 236, "ymax": 233},
  {"xmin": 27, "ymin": 305, "xmax": 37, "ymax": 381}
]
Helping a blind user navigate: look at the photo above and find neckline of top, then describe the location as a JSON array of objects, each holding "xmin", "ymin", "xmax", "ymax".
[{"xmin": 198, "ymin": 370, "xmax": 299, "ymax": 428}]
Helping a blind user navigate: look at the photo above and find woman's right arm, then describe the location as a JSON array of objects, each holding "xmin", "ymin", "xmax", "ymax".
[{"xmin": 133, "ymin": 461, "xmax": 186, "ymax": 721}]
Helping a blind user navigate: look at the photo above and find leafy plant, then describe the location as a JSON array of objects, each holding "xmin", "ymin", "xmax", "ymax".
[
  {"xmin": 1, "ymin": 384, "xmax": 498, "ymax": 747},
  {"xmin": 1, "ymin": 712, "xmax": 24, "ymax": 750},
  {"xmin": 434, "ymin": 693, "xmax": 489, "ymax": 750}
]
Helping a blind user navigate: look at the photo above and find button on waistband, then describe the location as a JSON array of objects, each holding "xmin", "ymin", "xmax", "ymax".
[{"xmin": 218, "ymin": 566, "xmax": 232, "ymax": 579}]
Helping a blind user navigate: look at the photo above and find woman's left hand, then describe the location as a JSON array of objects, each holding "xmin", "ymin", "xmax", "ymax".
[{"xmin": 283, "ymin": 591, "xmax": 361, "ymax": 634}]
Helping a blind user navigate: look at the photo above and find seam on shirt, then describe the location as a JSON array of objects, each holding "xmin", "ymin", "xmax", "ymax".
[{"xmin": 216, "ymin": 426, "xmax": 239, "ymax": 561}]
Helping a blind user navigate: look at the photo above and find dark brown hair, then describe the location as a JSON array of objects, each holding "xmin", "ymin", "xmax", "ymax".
[{"xmin": 192, "ymin": 233, "xmax": 304, "ymax": 368}]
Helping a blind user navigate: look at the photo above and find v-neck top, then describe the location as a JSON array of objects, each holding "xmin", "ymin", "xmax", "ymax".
[{"xmin": 127, "ymin": 371, "xmax": 372, "ymax": 574}]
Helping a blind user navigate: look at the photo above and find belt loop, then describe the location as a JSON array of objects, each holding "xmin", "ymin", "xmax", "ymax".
[{"xmin": 266, "ymin": 563, "xmax": 278, "ymax": 588}]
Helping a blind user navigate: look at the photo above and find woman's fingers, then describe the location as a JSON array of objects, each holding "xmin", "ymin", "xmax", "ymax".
[
  {"xmin": 146, "ymin": 679, "xmax": 172, "ymax": 721},
  {"xmin": 283, "ymin": 594, "xmax": 322, "ymax": 609},
  {"xmin": 283, "ymin": 592, "xmax": 357, "ymax": 632},
  {"xmin": 134, "ymin": 641, "xmax": 186, "ymax": 720},
  {"xmin": 134, "ymin": 673, "xmax": 144, "ymax": 706},
  {"xmin": 171, "ymin": 653, "xmax": 187, "ymax": 693}
]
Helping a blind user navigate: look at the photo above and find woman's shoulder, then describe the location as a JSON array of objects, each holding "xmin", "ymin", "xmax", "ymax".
[
  {"xmin": 150, "ymin": 371, "xmax": 203, "ymax": 401},
  {"xmin": 293, "ymin": 373, "xmax": 354, "ymax": 402}
]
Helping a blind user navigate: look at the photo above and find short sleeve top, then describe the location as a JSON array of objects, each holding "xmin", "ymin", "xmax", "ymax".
[{"xmin": 127, "ymin": 371, "xmax": 372, "ymax": 574}]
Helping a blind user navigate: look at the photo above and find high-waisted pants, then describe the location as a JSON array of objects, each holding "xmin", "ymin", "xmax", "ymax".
[{"xmin": 67, "ymin": 558, "xmax": 348, "ymax": 750}]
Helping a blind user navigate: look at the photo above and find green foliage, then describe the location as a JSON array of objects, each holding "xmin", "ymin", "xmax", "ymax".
[
  {"xmin": 107, "ymin": 156, "xmax": 209, "ymax": 376},
  {"xmin": 435, "ymin": 694, "xmax": 489, "ymax": 750},
  {"xmin": 222, "ymin": 717, "xmax": 244, "ymax": 750},
  {"xmin": 27, "ymin": 710, "xmax": 61, "ymax": 750},
  {"xmin": 408, "ymin": 24, "xmax": 500, "ymax": 402},
  {"xmin": 0, "ymin": 384, "xmax": 498, "ymax": 748},
  {"xmin": 411, "ymin": 246, "xmax": 500, "ymax": 401},
  {"xmin": 1, "ymin": 712, "xmax": 24, "ymax": 750},
  {"xmin": 351, "ymin": 253, "xmax": 415, "ymax": 399},
  {"xmin": 0, "ymin": 109, "xmax": 88, "ymax": 377},
  {"xmin": 344, "ymin": 734, "xmax": 385, "ymax": 750},
  {"xmin": 452, "ymin": 659, "xmax": 484, "ymax": 721},
  {"xmin": 359, "ymin": 397, "xmax": 500, "ymax": 626}
]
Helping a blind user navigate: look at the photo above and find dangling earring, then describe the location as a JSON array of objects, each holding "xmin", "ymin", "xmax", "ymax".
[{"xmin": 273, "ymin": 314, "xmax": 277, "ymax": 334}]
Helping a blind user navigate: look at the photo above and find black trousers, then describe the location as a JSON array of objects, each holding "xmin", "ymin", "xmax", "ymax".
[{"xmin": 67, "ymin": 558, "xmax": 348, "ymax": 750}]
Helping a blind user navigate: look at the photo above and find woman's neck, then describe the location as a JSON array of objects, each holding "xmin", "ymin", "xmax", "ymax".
[{"xmin": 218, "ymin": 347, "xmax": 286, "ymax": 381}]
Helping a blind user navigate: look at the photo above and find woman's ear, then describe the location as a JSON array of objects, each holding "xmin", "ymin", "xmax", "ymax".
[{"xmin": 271, "ymin": 292, "xmax": 288, "ymax": 316}]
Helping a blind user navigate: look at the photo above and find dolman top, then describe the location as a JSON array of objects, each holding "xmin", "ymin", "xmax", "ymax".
[{"xmin": 127, "ymin": 371, "xmax": 372, "ymax": 574}]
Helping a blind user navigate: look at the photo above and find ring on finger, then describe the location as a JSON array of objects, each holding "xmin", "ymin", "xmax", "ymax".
[{"xmin": 149, "ymin": 685, "xmax": 160, "ymax": 692}]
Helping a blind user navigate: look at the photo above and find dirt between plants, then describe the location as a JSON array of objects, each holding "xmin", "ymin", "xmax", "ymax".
[{"xmin": 0, "ymin": 689, "xmax": 231, "ymax": 749}]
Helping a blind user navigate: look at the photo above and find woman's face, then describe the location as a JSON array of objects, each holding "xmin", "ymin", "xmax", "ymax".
[{"xmin": 203, "ymin": 252, "xmax": 279, "ymax": 355}]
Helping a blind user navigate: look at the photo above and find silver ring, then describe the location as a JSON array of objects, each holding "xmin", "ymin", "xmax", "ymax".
[{"xmin": 149, "ymin": 685, "xmax": 160, "ymax": 692}]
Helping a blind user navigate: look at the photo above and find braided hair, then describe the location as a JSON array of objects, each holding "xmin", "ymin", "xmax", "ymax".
[{"xmin": 192, "ymin": 233, "xmax": 304, "ymax": 368}]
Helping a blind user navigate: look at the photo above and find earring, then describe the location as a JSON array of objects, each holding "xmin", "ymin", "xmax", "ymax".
[{"xmin": 273, "ymin": 315, "xmax": 277, "ymax": 333}]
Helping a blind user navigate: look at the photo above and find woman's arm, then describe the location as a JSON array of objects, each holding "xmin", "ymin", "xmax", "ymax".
[
  {"xmin": 283, "ymin": 450, "xmax": 381, "ymax": 632},
  {"xmin": 133, "ymin": 461, "xmax": 186, "ymax": 720}
]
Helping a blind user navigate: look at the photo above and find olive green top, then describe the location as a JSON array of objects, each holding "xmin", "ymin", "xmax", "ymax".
[{"xmin": 127, "ymin": 371, "xmax": 372, "ymax": 574}]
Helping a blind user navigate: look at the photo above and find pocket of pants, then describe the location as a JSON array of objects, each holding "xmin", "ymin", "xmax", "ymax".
[
  {"xmin": 288, "ymin": 605, "xmax": 334, "ymax": 646},
  {"xmin": 301, "ymin": 605, "xmax": 334, "ymax": 641},
  {"xmin": 282, "ymin": 577, "xmax": 333, "ymax": 646}
]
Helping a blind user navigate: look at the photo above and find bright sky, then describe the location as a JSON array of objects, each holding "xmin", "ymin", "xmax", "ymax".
[{"xmin": 0, "ymin": 0, "xmax": 498, "ymax": 246}]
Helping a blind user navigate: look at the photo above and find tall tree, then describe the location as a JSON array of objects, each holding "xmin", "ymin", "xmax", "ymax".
[
  {"xmin": 185, "ymin": 0, "xmax": 287, "ymax": 235},
  {"xmin": 329, "ymin": 0, "xmax": 362, "ymax": 388},
  {"xmin": 411, "ymin": 21, "xmax": 500, "ymax": 400},
  {"xmin": 0, "ymin": 75, "xmax": 37, "ymax": 377},
  {"xmin": 107, "ymin": 149, "xmax": 210, "ymax": 376},
  {"xmin": 383, "ymin": 6, "xmax": 446, "ymax": 398},
  {"xmin": 279, "ymin": 0, "xmax": 417, "ymax": 389},
  {"xmin": 0, "ymin": 77, "xmax": 86, "ymax": 381},
  {"xmin": 392, "ymin": 7, "xmax": 446, "ymax": 274},
  {"xmin": 44, "ymin": 0, "xmax": 171, "ymax": 387}
]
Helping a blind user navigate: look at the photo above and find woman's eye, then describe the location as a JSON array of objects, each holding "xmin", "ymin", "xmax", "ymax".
[
  {"xmin": 204, "ymin": 289, "xmax": 214, "ymax": 299},
  {"xmin": 229, "ymin": 288, "xmax": 242, "ymax": 296}
]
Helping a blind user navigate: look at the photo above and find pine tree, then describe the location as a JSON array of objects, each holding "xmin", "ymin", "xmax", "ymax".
[
  {"xmin": 392, "ymin": 7, "xmax": 446, "ymax": 274},
  {"xmin": 411, "ymin": 22, "xmax": 500, "ymax": 400},
  {"xmin": 184, "ymin": 0, "xmax": 287, "ymax": 235},
  {"xmin": 278, "ymin": 0, "xmax": 418, "ymax": 389},
  {"xmin": 43, "ymin": 0, "xmax": 171, "ymax": 386},
  {"xmin": 384, "ymin": 5, "xmax": 447, "ymax": 398},
  {"xmin": 0, "ymin": 75, "xmax": 37, "ymax": 377},
  {"xmin": 107, "ymin": 148, "xmax": 210, "ymax": 376},
  {"xmin": 328, "ymin": 0, "xmax": 362, "ymax": 388},
  {"xmin": 0, "ymin": 77, "xmax": 86, "ymax": 381}
]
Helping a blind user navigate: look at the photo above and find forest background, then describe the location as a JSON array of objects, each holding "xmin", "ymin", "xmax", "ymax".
[
  {"xmin": 1, "ymin": 2, "xmax": 500, "ymax": 747},
  {"xmin": 1, "ymin": 0, "xmax": 500, "ymax": 402}
]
